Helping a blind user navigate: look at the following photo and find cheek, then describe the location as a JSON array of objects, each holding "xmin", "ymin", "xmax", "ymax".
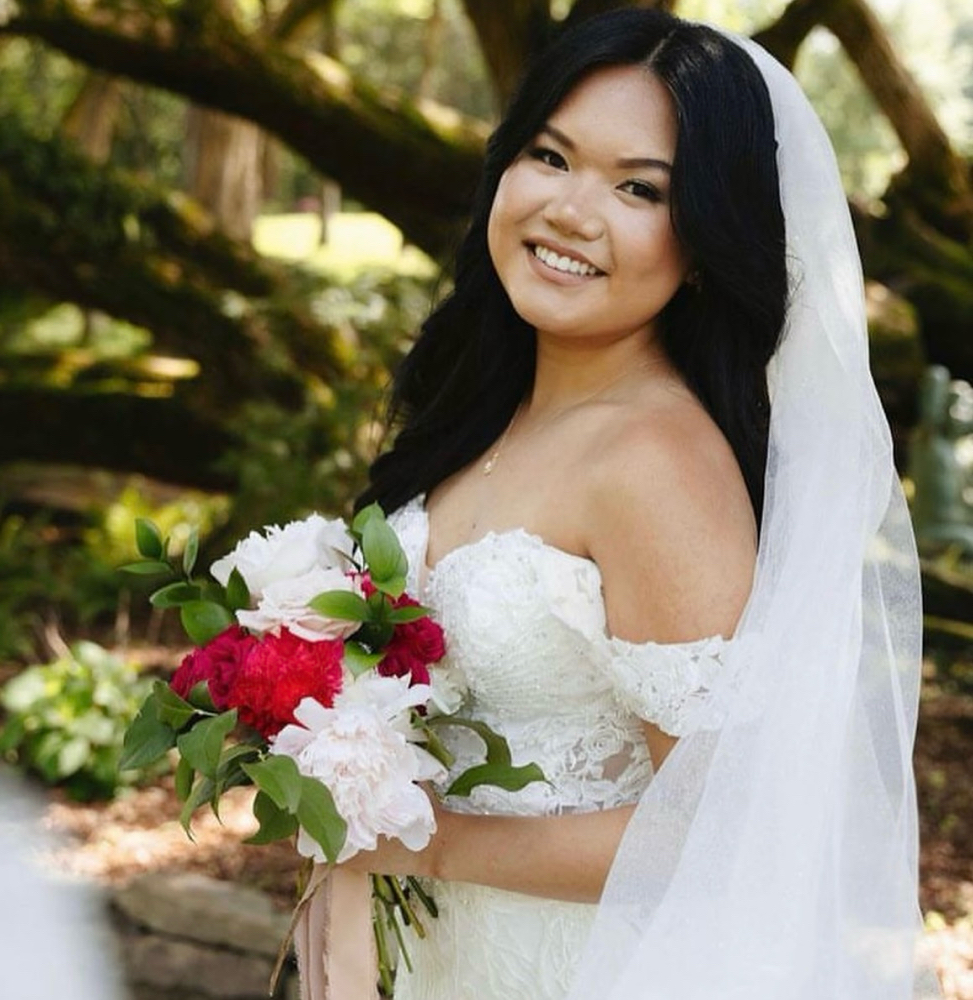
[{"xmin": 487, "ymin": 174, "xmax": 522, "ymax": 273}]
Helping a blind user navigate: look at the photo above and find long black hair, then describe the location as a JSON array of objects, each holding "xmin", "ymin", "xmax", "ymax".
[{"xmin": 358, "ymin": 8, "xmax": 787, "ymax": 524}]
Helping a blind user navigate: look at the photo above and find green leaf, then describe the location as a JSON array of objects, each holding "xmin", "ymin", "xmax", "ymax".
[
  {"xmin": 354, "ymin": 620, "xmax": 394, "ymax": 651},
  {"xmin": 246, "ymin": 791, "xmax": 300, "ymax": 845},
  {"xmin": 176, "ymin": 710, "xmax": 238, "ymax": 780},
  {"xmin": 361, "ymin": 515, "xmax": 408, "ymax": 593},
  {"xmin": 388, "ymin": 604, "xmax": 431, "ymax": 624},
  {"xmin": 243, "ymin": 755, "xmax": 303, "ymax": 813},
  {"xmin": 120, "ymin": 560, "xmax": 173, "ymax": 576},
  {"xmin": 344, "ymin": 642, "xmax": 384, "ymax": 678},
  {"xmin": 180, "ymin": 775, "xmax": 216, "ymax": 835},
  {"xmin": 182, "ymin": 526, "xmax": 200, "ymax": 578},
  {"xmin": 155, "ymin": 683, "xmax": 197, "ymax": 729},
  {"xmin": 446, "ymin": 761, "xmax": 547, "ymax": 798},
  {"xmin": 135, "ymin": 518, "xmax": 164, "ymax": 560},
  {"xmin": 150, "ymin": 582, "xmax": 201, "ymax": 609},
  {"xmin": 426, "ymin": 716, "xmax": 512, "ymax": 767},
  {"xmin": 225, "ymin": 568, "xmax": 250, "ymax": 613},
  {"xmin": 120, "ymin": 694, "xmax": 177, "ymax": 770},
  {"xmin": 187, "ymin": 681, "xmax": 217, "ymax": 712},
  {"xmin": 214, "ymin": 744, "xmax": 260, "ymax": 798},
  {"xmin": 180, "ymin": 600, "xmax": 235, "ymax": 645},
  {"xmin": 57, "ymin": 736, "xmax": 91, "ymax": 778},
  {"xmin": 309, "ymin": 590, "xmax": 371, "ymax": 622},
  {"xmin": 174, "ymin": 755, "xmax": 194, "ymax": 802},
  {"xmin": 351, "ymin": 502, "xmax": 383, "ymax": 539},
  {"xmin": 296, "ymin": 776, "xmax": 347, "ymax": 863}
]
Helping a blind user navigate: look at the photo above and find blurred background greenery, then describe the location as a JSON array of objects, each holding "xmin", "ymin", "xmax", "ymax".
[{"xmin": 0, "ymin": 2, "xmax": 971, "ymax": 964}]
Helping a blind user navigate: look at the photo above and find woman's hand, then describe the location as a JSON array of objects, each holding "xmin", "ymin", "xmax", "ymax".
[{"xmin": 340, "ymin": 786, "xmax": 450, "ymax": 880}]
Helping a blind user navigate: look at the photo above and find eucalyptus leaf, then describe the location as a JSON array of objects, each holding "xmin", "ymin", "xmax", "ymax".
[
  {"xmin": 176, "ymin": 710, "xmax": 238, "ymax": 780},
  {"xmin": 309, "ymin": 590, "xmax": 371, "ymax": 623},
  {"xmin": 246, "ymin": 791, "xmax": 300, "ymax": 845},
  {"xmin": 180, "ymin": 600, "xmax": 235, "ymax": 646},
  {"xmin": 243, "ymin": 755, "xmax": 303, "ymax": 813},
  {"xmin": 135, "ymin": 518, "xmax": 164, "ymax": 560},
  {"xmin": 150, "ymin": 582, "xmax": 202, "ymax": 609},
  {"xmin": 296, "ymin": 776, "xmax": 347, "ymax": 863},
  {"xmin": 182, "ymin": 526, "xmax": 200, "ymax": 578}
]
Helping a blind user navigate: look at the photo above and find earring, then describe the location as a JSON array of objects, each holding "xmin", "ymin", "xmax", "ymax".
[{"xmin": 686, "ymin": 269, "xmax": 703, "ymax": 292}]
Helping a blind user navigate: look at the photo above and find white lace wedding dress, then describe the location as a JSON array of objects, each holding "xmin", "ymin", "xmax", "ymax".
[{"xmin": 389, "ymin": 496, "xmax": 727, "ymax": 1000}]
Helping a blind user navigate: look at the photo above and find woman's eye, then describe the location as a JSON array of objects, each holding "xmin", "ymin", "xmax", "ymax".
[
  {"xmin": 620, "ymin": 179, "xmax": 663, "ymax": 203},
  {"xmin": 527, "ymin": 146, "xmax": 567, "ymax": 170}
]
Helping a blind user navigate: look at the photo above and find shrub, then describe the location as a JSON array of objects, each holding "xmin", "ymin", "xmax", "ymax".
[{"xmin": 0, "ymin": 640, "xmax": 157, "ymax": 800}]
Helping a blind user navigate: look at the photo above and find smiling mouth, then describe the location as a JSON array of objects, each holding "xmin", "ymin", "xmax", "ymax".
[{"xmin": 529, "ymin": 243, "xmax": 604, "ymax": 277}]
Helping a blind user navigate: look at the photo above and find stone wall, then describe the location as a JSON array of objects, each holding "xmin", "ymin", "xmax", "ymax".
[{"xmin": 110, "ymin": 873, "xmax": 300, "ymax": 1000}]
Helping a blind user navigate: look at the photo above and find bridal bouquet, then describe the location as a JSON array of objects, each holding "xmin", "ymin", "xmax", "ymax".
[{"xmin": 120, "ymin": 504, "xmax": 543, "ymax": 991}]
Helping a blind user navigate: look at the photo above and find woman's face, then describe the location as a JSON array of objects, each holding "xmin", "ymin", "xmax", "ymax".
[{"xmin": 487, "ymin": 65, "xmax": 690, "ymax": 347}]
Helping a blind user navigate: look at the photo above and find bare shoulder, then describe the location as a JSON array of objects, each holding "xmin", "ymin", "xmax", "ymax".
[{"xmin": 583, "ymin": 389, "xmax": 757, "ymax": 644}]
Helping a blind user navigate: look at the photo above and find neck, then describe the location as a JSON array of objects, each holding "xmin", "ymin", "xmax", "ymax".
[{"xmin": 527, "ymin": 331, "xmax": 673, "ymax": 416}]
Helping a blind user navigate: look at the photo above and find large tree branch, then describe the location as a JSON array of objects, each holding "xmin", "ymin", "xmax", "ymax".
[
  {"xmin": 2, "ymin": 0, "xmax": 488, "ymax": 259},
  {"xmin": 0, "ymin": 387, "xmax": 237, "ymax": 490},
  {"xmin": 458, "ymin": 0, "xmax": 552, "ymax": 109},
  {"xmin": 755, "ymin": 0, "xmax": 973, "ymax": 238},
  {"xmin": 0, "ymin": 111, "xmax": 344, "ymax": 412}
]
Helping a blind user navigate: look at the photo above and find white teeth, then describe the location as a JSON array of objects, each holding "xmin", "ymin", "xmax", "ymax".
[{"xmin": 532, "ymin": 244, "xmax": 599, "ymax": 277}]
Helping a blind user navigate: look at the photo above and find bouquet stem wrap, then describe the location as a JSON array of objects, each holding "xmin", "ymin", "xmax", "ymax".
[{"xmin": 294, "ymin": 865, "xmax": 379, "ymax": 1000}]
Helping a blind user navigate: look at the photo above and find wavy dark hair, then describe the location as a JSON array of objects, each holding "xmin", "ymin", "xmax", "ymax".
[{"xmin": 358, "ymin": 8, "xmax": 787, "ymax": 524}]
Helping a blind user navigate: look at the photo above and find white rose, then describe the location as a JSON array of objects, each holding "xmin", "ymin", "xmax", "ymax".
[
  {"xmin": 270, "ymin": 676, "xmax": 445, "ymax": 863},
  {"xmin": 235, "ymin": 566, "xmax": 363, "ymax": 641},
  {"xmin": 210, "ymin": 514, "xmax": 355, "ymax": 598}
]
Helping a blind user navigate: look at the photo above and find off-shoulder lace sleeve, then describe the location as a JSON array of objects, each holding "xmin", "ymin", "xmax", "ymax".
[{"xmin": 604, "ymin": 634, "xmax": 728, "ymax": 737}]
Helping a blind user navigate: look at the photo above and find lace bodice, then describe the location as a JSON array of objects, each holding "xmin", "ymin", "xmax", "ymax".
[{"xmin": 389, "ymin": 496, "xmax": 728, "ymax": 1000}]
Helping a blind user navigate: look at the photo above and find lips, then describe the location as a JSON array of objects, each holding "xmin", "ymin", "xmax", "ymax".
[{"xmin": 528, "ymin": 241, "xmax": 604, "ymax": 277}]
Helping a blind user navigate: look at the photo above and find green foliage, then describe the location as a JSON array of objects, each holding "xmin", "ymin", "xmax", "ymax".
[
  {"xmin": 0, "ymin": 641, "xmax": 154, "ymax": 800},
  {"xmin": 219, "ymin": 265, "xmax": 435, "ymax": 528}
]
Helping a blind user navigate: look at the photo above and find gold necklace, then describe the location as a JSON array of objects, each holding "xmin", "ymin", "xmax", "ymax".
[
  {"xmin": 481, "ymin": 362, "xmax": 650, "ymax": 477},
  {"xmin": 482, "ymin": 407, "xmax": 521, "ymax": 476}
]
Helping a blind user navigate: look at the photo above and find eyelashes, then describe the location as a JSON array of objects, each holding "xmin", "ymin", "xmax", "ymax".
[{"xmin": 524, "ymin": 145, "xmax": 666, "ymax": 204}]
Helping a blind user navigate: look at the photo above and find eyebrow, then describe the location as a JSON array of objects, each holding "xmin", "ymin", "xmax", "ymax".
[{"xmin": 541, "ymin": 124, "xmax": 672, "ymax": 172}]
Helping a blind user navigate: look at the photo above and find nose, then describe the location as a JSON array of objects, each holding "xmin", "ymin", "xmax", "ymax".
[{"xmin": 542, "ymin": 179, "xmax": 604, "ymax": 241}]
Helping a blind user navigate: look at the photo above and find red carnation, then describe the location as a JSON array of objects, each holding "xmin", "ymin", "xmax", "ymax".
[
  {"xmin": 225, "ymin": 628, "xmax": 344, "ymax": 738},
  {"xmin": 170, "ymin": 625, "xmax": 257, "ymax": 709},
  {"xmin": 376, "ymin": 594, "xmax": 446, "ymax": 687}
]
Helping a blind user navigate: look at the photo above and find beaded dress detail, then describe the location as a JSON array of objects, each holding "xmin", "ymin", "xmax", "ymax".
[{"xmin": 389, "ymin": 496, "xmax": 726, "ymax": 1000}]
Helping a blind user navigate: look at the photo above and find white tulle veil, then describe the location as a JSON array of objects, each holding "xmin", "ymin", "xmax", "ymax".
[{"xmin": 566, "ymin": 31, "xmax": 938, "ymax": 1000}]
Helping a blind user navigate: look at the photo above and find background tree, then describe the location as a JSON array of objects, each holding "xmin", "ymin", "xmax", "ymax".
[{"xmin": 0, "ymin": 0, "xmax": 969, "ymax": 499}]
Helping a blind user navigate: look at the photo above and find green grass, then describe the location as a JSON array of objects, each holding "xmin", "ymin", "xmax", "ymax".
[{"xmin": 252, "ymin": 212, "xmax": 437, "ymax": 279}]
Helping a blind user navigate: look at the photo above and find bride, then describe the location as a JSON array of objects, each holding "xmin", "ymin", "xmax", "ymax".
[{"xmin": 345, "ymin": 8, "xmax": 933, "ymax": 999}]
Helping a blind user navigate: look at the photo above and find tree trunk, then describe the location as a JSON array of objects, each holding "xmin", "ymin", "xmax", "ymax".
[
  {"xmin": 185, "ymin": 106, "xmax": 264, "ymax": 242},
  {"xmin": 60, "ymin": 71, "xmax": 124, "ymax": 162}
]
